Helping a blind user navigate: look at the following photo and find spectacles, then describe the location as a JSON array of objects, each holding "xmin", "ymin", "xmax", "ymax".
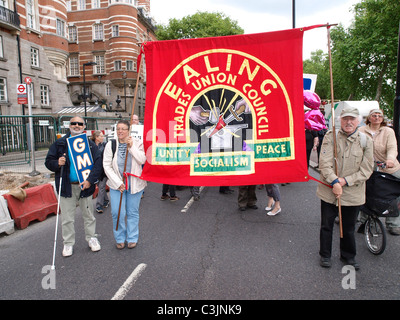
[
  {"xmin": 371, "ymin": 115, "xmax": 383, "ymax": 118},
  {"xmin": 70, "ymin": 121, "xmax": 84, "ymax": 126},
  {"xmin": 116, "ymin": 128, "xmax": 129, "ymax": 131}
]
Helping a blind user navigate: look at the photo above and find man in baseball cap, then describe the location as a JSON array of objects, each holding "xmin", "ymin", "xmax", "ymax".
[
  {"xmin": 340, "ymin": 107, "xmax": 360, "ymax": 118},
  {"xmin": 317, "ymin": 105, "xmax": 373, "ymax": 270}
]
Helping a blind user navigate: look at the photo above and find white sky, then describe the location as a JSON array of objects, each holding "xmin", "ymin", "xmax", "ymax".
[{"xmin": 149, "ymin": 0, "xmax": 360, "ymax": 59}]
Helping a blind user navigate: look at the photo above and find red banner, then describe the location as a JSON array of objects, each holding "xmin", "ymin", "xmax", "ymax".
[{"xmin": 141, "ymin": 28, "xmax": 311, "ymax": 186}]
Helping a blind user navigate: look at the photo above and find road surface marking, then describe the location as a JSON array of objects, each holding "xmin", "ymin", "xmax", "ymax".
[
  {"xmin": 111, "ymin": 263, "xmax": 147, "ymax": 300},
  {"xmin": 181, "ymin": 186, "xmax": 204, "ymax": 213}
]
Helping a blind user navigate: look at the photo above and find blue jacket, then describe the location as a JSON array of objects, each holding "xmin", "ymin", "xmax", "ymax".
[{"xmin": 45, "ymin": 133, "xmax": 102, "ymax": 198}]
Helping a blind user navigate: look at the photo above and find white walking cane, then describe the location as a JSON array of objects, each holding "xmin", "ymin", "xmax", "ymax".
[{"xmin": 51, "ymin": 158, "xmax": 65, "ymax": 270}]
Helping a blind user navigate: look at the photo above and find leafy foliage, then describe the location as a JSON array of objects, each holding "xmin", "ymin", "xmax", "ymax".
[
  {"xmin": 304, "ymin": 0, "xmax": 400, "ymax": 117},
  {"xmin": 156, "ymin": 11, "xmax": 244, "ymax": 40}
]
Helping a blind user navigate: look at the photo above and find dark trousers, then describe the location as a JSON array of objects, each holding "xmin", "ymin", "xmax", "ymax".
[
  {"xmin": 238, "ymin": 185, "xmax": 257, "ymax": 208},
  {"xmin": 162, "ymin": 184, "xmax": 176, "ymax": 197},
  {"xmin": 319, "ymin": 200, "xmax": 359, "ymax": 260}
]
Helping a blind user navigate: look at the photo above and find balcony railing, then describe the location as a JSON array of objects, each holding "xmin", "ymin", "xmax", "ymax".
[{"xmin": 0, "ymin": 6, "xmax": 20, "ymax": 31}]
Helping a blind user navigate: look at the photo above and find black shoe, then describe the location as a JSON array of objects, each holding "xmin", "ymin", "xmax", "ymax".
[
  {"xmin": 96, "ymin": 206, "xmax": 103, "ymax": 214},
  {"xmin": 239, "ymin": 207, "xmax": 246, "ymax": 211},
  {"xmin": 247, "ymin": 205, "xmax": 258, "ymax": 210},
  {"xmin": 340, "ymin": 257, "xmax": 360, "ymax": 271},
  {"xmin": 320, "ymin": 257, "xmax": 331, "ymax": 268}
]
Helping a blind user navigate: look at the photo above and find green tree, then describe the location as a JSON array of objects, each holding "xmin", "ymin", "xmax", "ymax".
[
  {"xmin": 303, "ymin": 49, "xmax": 330, "ymax": 101},
  {"xmin": 156, "ymin": 11, "xmax": 244, "ymax": 40},
  {"xmin": 330, "ymin": 0, "xmax": 400, "ymax": 116}
]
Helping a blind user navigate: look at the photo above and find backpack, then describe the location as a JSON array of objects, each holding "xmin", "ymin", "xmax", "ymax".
[
  {"xmin": 110, "ymin": 139, "xmax": 117, "ymax": 159},
  {"xmin": 100, "ymin": 139, "xmax": 117, "ymax": 180},
  {"xmin": 335, "ymin": 129, "xmax": 367, "ymax": 150}
]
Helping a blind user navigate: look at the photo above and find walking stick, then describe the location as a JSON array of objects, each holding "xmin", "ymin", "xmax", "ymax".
[
  {"xmin": 116, "ymin": 46, "xmax": 144, "ymax": 231},
  {"xmin": 327, "ymin": 25, "xmax": 343, "ymax": 238},
  {"xmin": 51, "ymin": 154, "xmax": 65, "ymax": 270}
]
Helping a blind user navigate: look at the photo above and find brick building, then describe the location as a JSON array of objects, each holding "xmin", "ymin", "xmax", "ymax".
[{"xmin": 0, "ymin": 0, "xmax": 157, "ymax": 118}]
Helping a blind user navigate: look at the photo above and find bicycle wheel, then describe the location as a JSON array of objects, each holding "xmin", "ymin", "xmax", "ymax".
[{"xmin": 364, "ymin": 216, "xmax": 386, "ymax": 255}]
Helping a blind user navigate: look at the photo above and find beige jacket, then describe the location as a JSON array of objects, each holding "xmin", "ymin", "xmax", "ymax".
[
  {"xmin": 316, "ymin": 129, "xmax": 374, "ymax": 206},
  {"xmin": 103, "ymin": 138, "xmax": 147, "ymax": 194},
  {"xmin": 358, "ymin": 125, "xmax": 400, "ymax": 175}
]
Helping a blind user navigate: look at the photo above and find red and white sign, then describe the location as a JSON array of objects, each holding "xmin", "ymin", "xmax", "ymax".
[
  {"xmin": 24, "ymin": 77, "xmax": 32, "ymax": 84},
  {"xmin": 17, "ymin": 84, "xmax": 28, "ymax": 104},
  {"xmin": 17, "ymin": 84, "xmax": 27, "ymax": 94}
]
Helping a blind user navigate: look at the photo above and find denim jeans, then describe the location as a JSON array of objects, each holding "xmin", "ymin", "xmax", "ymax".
[
  {"xmin": 110, "ymin": 186, "xmax": 143, "ymax": 244},
  {"xmin": 265, "ymin": 184, "xmax": 281, "ymax": 201}
]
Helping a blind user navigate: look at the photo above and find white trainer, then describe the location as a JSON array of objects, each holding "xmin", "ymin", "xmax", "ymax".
[
  {"xmin": 88, "ymin": 237, "xmax": 101, "ymax": 252},
  {"xmin": 62, "ymin": 245, "xmax": 73, "ymax": 257}
]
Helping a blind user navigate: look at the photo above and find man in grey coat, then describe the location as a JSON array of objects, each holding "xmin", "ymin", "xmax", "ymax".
[{"xmin": 317, "ymin": 107, "xmax": 374, "ymax": 270}]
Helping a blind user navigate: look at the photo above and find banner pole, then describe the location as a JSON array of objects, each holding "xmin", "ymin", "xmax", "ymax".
[
  {"xmin": 327, "ymin": 25, "xmax": 343, "ymax": 238},
  {"xmin": 116, "ymin": 45, "xmax": 145, "ymax": 231}
]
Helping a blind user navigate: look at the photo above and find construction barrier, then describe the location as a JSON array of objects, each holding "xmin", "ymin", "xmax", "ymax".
[
  {"xmin": 3, "ymin": 183, "xmax": 58, "ymax": 229},
  {"xmin": 0, "ymin": 191, "xmax": 14, "ymax": 235}
]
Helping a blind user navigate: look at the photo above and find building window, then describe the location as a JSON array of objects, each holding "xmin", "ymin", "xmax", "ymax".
[
  {"xmin": 112, "ymin": 25, "xmax": 119, "ymax": 37},
  {"xmin": 77, "ymin": 0, "xmax": 85, "ymax": 10},
  {"xmin": 66, "ymin": 0, "xmax": 71, "ymax": 11},
  {"xmin": 56, "ymin": 19, "xmax": 65, "ymax": 37},
  {"xmin": 93, "ymin": 23, "xmax": 104, "ymax": 41},
  {"xmin": 69, "ymin": 56, "xmax": 79, "ymax": 76},
  {"xmin": 0, "ymin": 77, "xmax": 7, "ymax": 102},
  {"xmin": 114, "ymin": 60, "xmax": 122, "ymax": 71},
  {"xmin": 105, "ymin": 83, "xmax": 111, "ymax": 96},
  {"xmin": 126, "ymin": 60, "xmax": 135, "ymax": 71},
  {"xmin": 40, "ymin": 85, "xmax": 49, "ymax": 106},
  {"xmin": 26, "ymin": 0, "xmax": 37, "ymax": 30},
  {"xmin": 94, "ymin": 55, "xmax": 105, "ymax": 74},
  {"xmin": 92, "ymin": 0, "xmax": 100, "ymax": 9},
  {"xmin": 68, "ymin": 25, "xmax": 77, "ymax": 42},
  {"xmin": 30, "ymin": 47, "xmax": 39, "ymax": 67}
]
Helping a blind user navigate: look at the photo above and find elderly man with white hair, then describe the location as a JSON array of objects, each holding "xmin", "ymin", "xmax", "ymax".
[{"xmin": 317, "ymin": 107, "xmax": 374, "ymax": 270}]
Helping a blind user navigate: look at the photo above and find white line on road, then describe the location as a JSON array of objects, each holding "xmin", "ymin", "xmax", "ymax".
[
  {"xmin": 111, "ymin": 263, "xmax": 147, "ymax": 300},
  {"xmin": 181, "ymin": 186, "xmax": 205, "ymax": 213}
]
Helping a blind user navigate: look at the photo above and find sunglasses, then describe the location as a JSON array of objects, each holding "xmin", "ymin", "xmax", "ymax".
[{"xmin": 70, "ymin": 121, "xmax": 84, "ymax": 126}]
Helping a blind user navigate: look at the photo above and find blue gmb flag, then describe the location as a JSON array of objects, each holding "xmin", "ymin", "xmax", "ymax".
[{"xmin": 67, "ymin": 133, "xmax": 94, "ymax": 187}]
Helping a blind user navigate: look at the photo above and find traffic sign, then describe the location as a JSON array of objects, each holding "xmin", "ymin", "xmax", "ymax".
[
  {"xmin": 18, "ymin": 96, "xmax": 28, "ymax": 104},
  {"xmin": 24, "ymin": 77, "xmax": 32, "ymax": 84},
  {"xmin": 17, "ymin": 84, "xmax": 27, "ymax": 94}
]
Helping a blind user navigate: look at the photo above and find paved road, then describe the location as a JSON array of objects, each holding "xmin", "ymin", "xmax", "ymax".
[{"xmin": 0, "ymin": 167, "xmax": 399, "ymax": 303}]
